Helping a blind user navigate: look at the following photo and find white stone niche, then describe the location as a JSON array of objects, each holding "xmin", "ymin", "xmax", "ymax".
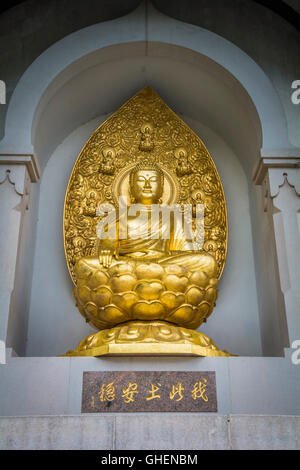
[{"xmin": 0, "ymin": 10, "xmax": 294, "ymax": 358}]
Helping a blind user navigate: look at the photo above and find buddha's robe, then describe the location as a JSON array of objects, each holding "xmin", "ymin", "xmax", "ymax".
[{"xmin": 94, "ymin": 206, "xmax": 217, "ymax": 278}]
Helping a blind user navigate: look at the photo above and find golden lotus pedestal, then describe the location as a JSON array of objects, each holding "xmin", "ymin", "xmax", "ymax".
[
  {"xmin": 64, "ymin": 320, "xmax": 231, "ymax": 357},
  {"xmin": 63, "ymin": 259, "xmax": 234, "ymax": 357}
]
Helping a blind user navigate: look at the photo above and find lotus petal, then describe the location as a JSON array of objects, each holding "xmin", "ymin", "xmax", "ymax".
[
  {"xmin": 132, "ymin": 300, "xmax": 165, "ymax": 319},
  {"xmin": 167, "ymin": 304, "xmax": 194, "ymax": 324},
  {"xmin": 99, "ymin": 305, "xmax": 127, "ymax": 324},
  {"xmin": 135, "ymin": 263, "xmax": 164, "ymax": 279},
  {"xmin": 185, "ymin": 286, "xmax": 205, "ymax": 305},
  {"xmin": 163, "ymin": 264, "xmax": 188, "ymax": 276},
  {"xmin": 160, "ymin": 291, "xmax": 185, "ymax": 312},
  {"xmin": 197, "ymin": 301, "xmax": 211, "ymax": 317},
  {"xmin": 84, "ymin": 301, "xmax": 98, "ymax": 318},
  {"xmin": 91, "ymin": 286, "xmax": 112, "ymax": 307},
  {"xmin": 108, "ymin": 263, "xmax": 135, "ymax": 277},
  {"xmin": 88, "ymin": 270, "xmax": 109, "ymax": 288},
  {"xmin": 77, "ymin": 277, "xmax": 91, "ymax": 287},
  {"xmin": 135, "ymin": 280, "xmax": 164, "ymax": 300},
  {"xmin": 109, "ymin": 274, "xmax": 137, "ymax": 293},
  {"xmin": 112, "ymin": 292, "xmax": 139, "ymax": 313},
  {"xmin": 205, "ymin": 286, "xmax": 218, "ymax": 303},
  {"xmin": 183, "ymin": 317, "xmax": 203, "ymax": 330},
  {"xmin": 209, "ymin": 278, "xmax": 218, "ymax": 287},
  {"xmin": 77, "ymin": 286, "xmax": 91, "ymax": 304},
  {"xmin": 189, "ymin": 271, "xmax": 209, "ymax": 288},
  {"xmin": 163, "ymin": 274, "xmax": 189, "ymax": 292},
  {"xmin": 75, "ymin": 258, "xmax": 98, "ymax": 279}
]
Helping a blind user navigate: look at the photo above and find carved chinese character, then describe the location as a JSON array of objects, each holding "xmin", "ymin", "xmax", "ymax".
[
  {"xmin": 192, "ymin": 378, "xmax": 208, "ymax": 402},
  {"xmin": 98, "ymin": 382, "xmax": 116, "ymax": 402},
  {"xmin": 146, "ymin": 383, "xmax": 161, "ymax": 401},
  {"xmin": 122, "ymin": 382, "xmax": 138, "ymax": 403},
  {"xmin": 169, "ymin": 383, "xmax": 185, "ymax": 401}
]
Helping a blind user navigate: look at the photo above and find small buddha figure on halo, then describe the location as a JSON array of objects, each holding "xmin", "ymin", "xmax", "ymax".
[
  {"xmin": 99, "ymin": 148, "xmax": 115, "ymax": 175},
  {"xmin": 83, "ymin": 191, "xmax": 97, "ymax": 217},
  {"xmin": 176, "ymin": 149, "xmax": 192, "ymax": 177},
  {"xmin": 139, "ymin": 124, "xmax": 154, "ymax": 152}
]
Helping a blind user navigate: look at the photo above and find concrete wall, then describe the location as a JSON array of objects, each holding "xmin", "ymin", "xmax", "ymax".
[
  {"xmin": 0, "ymin": 349, "xmax": 299, "ymax": 418},
  {"xmin": 25, "ymin": 115, "xmax": 261, "ymax": 357},
  {"xmin": 0, "ymin": 414, "xmax": 299, "ymax": 450}
]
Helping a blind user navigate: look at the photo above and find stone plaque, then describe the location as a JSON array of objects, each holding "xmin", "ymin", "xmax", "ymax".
[{"xmin": 82, "ymin": 371, "xmax": 217, "ymax": 413}]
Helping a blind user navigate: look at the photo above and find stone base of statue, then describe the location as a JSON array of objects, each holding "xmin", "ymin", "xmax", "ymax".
[{"xmin": 63, "ymin": 321, "xmax": 232, "ymax": 357}]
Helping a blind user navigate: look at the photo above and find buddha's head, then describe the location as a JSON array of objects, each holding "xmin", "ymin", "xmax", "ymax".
[{"xmin": 129, "ymin": 161, "xmax": 164, "ymax": 204}]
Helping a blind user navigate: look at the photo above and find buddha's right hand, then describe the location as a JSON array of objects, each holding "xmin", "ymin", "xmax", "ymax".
[{"xmin": 98, "ymin": 249, "xmax": 113, "ymax": 268}]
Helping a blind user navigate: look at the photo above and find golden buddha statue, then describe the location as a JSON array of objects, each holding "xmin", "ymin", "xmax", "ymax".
[{"xmin": 63, "ymin": 87, "xmax": 231, "ymax": 357}]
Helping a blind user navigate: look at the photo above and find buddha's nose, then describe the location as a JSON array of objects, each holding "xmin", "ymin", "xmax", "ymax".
[{"xmin": 144, "ymin": 179, "xmax": 151, "ymax": 189}]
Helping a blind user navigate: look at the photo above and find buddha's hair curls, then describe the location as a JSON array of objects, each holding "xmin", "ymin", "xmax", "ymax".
[{"xmin": 130, "ymin": 160, "xmax": 164, "ymax": 182}]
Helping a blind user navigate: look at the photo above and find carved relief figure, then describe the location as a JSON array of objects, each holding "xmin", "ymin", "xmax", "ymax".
[
  {"xmin": 139, "ymin": 123, "xmax": 154, "ymax": 151},
  {"xmin": 175, "ymin": 148, "xmax": 192, "ymax": 177},
  {"xmin": 99, "ymin": 147, "xmax": 115, "ymax": 175}
]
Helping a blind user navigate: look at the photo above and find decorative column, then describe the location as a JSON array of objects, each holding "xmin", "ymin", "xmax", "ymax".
[
  {"xmin": 254, "ymin": 157, "xmax": 300, "ymax": 344},
  {"xmin": 0, "ymin": 155, "xmax": 39, "ymax": 348}
]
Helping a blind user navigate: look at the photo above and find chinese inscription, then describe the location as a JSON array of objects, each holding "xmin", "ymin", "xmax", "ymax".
[{"xmin": 82, "ymin": 371, "xmax": 217, "ymax": 412}]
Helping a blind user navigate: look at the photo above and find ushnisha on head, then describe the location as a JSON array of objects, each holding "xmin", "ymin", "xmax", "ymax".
[{"xmin": 129, "ymin": 160, "xmax": 164, "ymax": 205}]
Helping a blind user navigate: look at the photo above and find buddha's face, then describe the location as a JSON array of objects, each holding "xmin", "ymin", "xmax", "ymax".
[{"xmin": 131, "ymin": 169, "xmax": 163, "ymax": 204}]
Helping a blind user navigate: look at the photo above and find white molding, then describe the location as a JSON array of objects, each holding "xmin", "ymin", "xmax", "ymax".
[
  {"xmin": 0, "ymin": 154, "xmax": 40, "ymax": 182},
  {"xmin": 253, "ymin": 156, "xmax": 300, "ymax": 185}
]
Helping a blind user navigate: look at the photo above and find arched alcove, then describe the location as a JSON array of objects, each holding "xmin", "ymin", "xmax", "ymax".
[
  {"xmin": 32, "ymin": 43, "xmax": 262, "ymax": 179},
  {"xmin": 2, "ymin": 6, "xmax": 291, "ymax": 357}
]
